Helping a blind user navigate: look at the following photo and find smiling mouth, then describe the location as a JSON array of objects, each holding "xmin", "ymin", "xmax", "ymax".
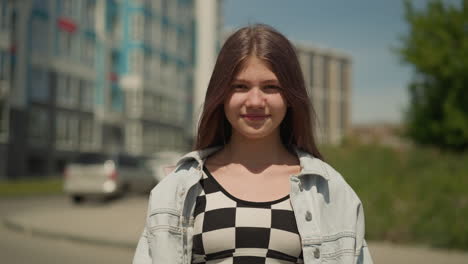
[{"xmin": 241, "ymin": 114, "xmax": 270, "ymax": 121}]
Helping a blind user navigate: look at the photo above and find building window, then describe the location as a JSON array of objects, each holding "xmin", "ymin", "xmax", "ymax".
[
  {"xmin": 151, "ymin": 56, "xmax": 160, "ymax": 84},
  {"xmin": 58, "ymin": 31, "xmax": 72, "ymax": 57},
  {"xmin": 144, "ymin": 16, "xmax": 152, "ymax": 45},
  {"xmin": 167, "ymin": 0, "xmax": 177, "ymax": 22},
  {"xmin": 28, "ymin": 106, "xmax": 49, "ymax": 145},
  {"xmin": 30, "ymin": 67, "xmax": 49, "ymax": 102},
  {"xmin": 33, "ymin": 0, "xmax": 48, "ymax": 9},
  {"xmin": 80, "ymin": 118, "xmax": 94, "ymax": 150},
  {"xmin": 152, "ymin": 20, "xmax": 161, "ymax": 48},
  {"xmin": 322, "ymin": 88, "xmax": 328, "ymax": 131},
  {"xmin": 126, "ymin": 90, "xmax": 141, "ymax": 116},
  {"xmin": 161, "ymin": 24, "xmax": 169, "ymax": 51},
  {"xmin": 126, "ymin": 122, "xmax": 142, "ymax": 153},
  {"xmin": 178, "ymin": 4, "xmax": 189, "ymax": 27},
  {"xmin": 112, "ymin": 18, "xmax": 121, "ymax": 42},
  {"xmin": 56, "ymin": 111, "xmax": 78, "ymax": 149},
  {"xmin": 71, "ymin": 34, "xmax": 80, "ymax": 59},
  {"xmin": 152, "ymin": 0, "xmax": 162, "ymax": 12},
  {"xmin": 133, "ymin": 0, "xmax": 146, "ymax": 6},
  {"xmin": 167, "ymin": 27, "xmax": 177, "ymax": 55},
  {"xmin": 0, "ymin": 1, "xmax": 11, "ymax": 30},
  {"xmin": 154, "ymin": 95, "xmax": 162, "ymax": 116},
  {"xmin": 132, "ymin": 13, "xmax": 144, "ymax": 42},
  {"xmin": 160, "ymin": 58, "xmax": 169, "ymax": 88},
  {"xmin": 0, "ymin": 51, "xmax": 8, "ymax": 81},
  {"xmin": 323, "ymin": 57, "xmax": 329, "ymax": 89},
  {"xmin": 129, "ymin": 50, "xmax": 143, "ymax": 74},
  {"xmin": 143, "ymin": 53, "xmax": 153, "ymax": 81},
  {"xmin": 31, "ymin": 17, "xmax": 48, "ymax": 54},
  {"xmin": 84, "ymin": 0, "xmax": 96, "ymax": 29},
  {"xmin": 82, "ymin": 37, "xmax": 95, "ymax": 66},
  {"xmin": 143, "ymin": 92, "xmax": 152, "ymax": 116},
  {"xmin": 61, "ymin": 0, "xmax": 74, "ymax": 18},
  {"xmin": 309, "ymin": 54, "xmax": 315, "ymax": 88},
  {"xmin": 80, "ymin": 80, "xmax": 94, "ymax": 110},
  {"xmin": 314, "ymin": 55, "xmax": 323, "ymax": 89},
  {"xmin": 143, "ymin": 126, "xmax": 156, "ymax": 154},
  {"xmin": 0, "ymin": 100, "xmax": 8, "ymax": 139},
  {"xmin": 56, "ymin": 74, "xmax": 79, "ymax": 107},
  {"xmin": 56, "ymin": 74, "xmax": 67, "ymax": 105}
]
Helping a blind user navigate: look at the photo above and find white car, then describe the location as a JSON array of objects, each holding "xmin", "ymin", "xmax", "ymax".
[{"xmin": 64, "ymin": 153, "xmax": 156, "ymax": 204}]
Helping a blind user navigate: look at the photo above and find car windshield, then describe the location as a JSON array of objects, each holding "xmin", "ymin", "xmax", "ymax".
[{"xmin": 73, "ymin": 153, "xmax": 112, "ymax": 164}]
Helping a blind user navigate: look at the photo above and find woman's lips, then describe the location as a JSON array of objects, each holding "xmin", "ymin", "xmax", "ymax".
[{"xmin": 241, "ymin": 114, "xmax": 270, "ymax": 121}]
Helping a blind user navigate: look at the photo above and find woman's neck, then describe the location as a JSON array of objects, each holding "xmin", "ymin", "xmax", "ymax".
[{"xmin": 220, "ymin": 131, "xmax": 296, "ymax": 168}]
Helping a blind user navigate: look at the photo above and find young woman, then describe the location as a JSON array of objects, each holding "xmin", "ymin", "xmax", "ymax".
[{"xmin": 133, "ymin": 24, "xmax": 373, "ymax": 264}]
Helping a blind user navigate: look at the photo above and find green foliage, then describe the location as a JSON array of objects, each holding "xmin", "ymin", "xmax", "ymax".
[
  {"xmin": 0, "ymin": 178, "xmax": 63, "ymax": 197},
  {"xmin": 398, "ymin": 0, "xmax": 468, "ymax": 151},
  {"xmin": 322, "ymin": 144, "xmax": 468, "ymax": 250}
]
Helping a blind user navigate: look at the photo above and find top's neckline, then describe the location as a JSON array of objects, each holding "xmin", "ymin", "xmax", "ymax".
[{"xmin": 202, "ymin": 166, "xmax": 290, "ymax": 206}]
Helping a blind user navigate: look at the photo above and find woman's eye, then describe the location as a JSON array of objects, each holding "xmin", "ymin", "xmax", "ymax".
[
  {"xmin": 232, "ymin": 84, "xmax": 248, "ymax": 90},
  {"xmin": 264, "ymin": 85, "xmax": 281, "ymax": 91}
]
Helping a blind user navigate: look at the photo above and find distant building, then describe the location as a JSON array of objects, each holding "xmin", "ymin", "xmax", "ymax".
[
  {"xmin": 296, "ymin": 43, "xmax": 352, "ymax": 145},
  {"xmin": 192, "ymin": 0, "xmax": 223, "ymax": 138},
  {"xmin": 0, "ymin": 0, "xmax": 221, "ymax": 179},
  {"xmin": 0, "ymin": 0, "xmax": 13, "ymax": 179}
]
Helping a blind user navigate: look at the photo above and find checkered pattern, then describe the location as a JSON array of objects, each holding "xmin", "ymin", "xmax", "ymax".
[{"xmin": 192, "ymin": 166, "xmax": 304, "ymax": 264}]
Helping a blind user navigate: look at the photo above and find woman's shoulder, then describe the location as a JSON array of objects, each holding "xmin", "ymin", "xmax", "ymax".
[
  {"xmin": 150, "ymin": 157, "xmax": 199, "ymax": 193},
  {"xmin": 315, "ymin": 159, "xmax": 363, "ymax": 204}
]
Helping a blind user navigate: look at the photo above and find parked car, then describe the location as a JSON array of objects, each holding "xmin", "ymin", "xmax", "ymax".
[
  {"xmin": 146, "ymin": 151, "xmax": 183, "ymax": 182},
  {"xmin": 63, "ymin": 152, "xmax": 156, "ymax": 204}
]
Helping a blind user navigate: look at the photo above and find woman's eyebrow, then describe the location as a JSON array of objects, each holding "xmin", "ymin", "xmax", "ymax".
[{"xmin": 232, "ymin": 78, "xmax": 280, "ymax": 84}]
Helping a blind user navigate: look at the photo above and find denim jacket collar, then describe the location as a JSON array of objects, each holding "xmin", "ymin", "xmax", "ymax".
[{"xmin": 175, "ymin": 145, "xmax": 330, "ymax": 181}]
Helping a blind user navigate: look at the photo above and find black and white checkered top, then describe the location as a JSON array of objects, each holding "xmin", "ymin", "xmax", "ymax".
[{"xmin": 192, "ymin": 166, "xmax": 304, "ymax": 264}]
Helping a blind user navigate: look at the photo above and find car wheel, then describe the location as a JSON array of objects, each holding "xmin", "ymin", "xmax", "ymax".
[{"xmin": 71, "ymin": 195, "xmax": 85, "ymax": 204}]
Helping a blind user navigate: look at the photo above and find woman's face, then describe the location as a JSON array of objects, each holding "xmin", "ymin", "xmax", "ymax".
[{"xmin": 224, "ymin": 56, "xmax": 288, "ymax": 140}]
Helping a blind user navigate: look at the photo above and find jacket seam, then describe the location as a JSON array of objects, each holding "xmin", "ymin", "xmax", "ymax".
[
  {"xmin": 149, "ymin": 225, "xmax": 182, "ymax": 234},
  {"xmin": 318, "ymin": 160, "xmax": 332, "ymax": 180},
  {"xmin": 149, "ymin": 208, "xmax": 181, "ymax": 217},
  {"xmin": 302, "ymin": 231, "xmax": 356, "ymax": 244},
  {"xmin": 321, "ymin": 248, "xmax": 356, "ymax": 259}
]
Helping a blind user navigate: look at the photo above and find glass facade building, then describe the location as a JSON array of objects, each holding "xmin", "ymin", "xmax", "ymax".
[{"xmin": 0, "ymin": 0, "xmax": 214, "ymax": 179}]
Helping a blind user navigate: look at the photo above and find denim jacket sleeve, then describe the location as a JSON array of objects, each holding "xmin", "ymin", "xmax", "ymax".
[
  {"xmin": 133, "ymin": 193, "xmax": 153, "ymax": 264},
  {"xmin": 355, "ymin": 192, "xmax": 373, "ymax": 264},
  {"xmin": 357, "ymin": 240, "xmax": 373, "ymax": 264},
  {"xmin": 133, "ymin": 227, "xmax": 152, "ymax": 264},
  {"xmin": 321, "ymin": 161, "xmax": 373, "ymax": 264}
]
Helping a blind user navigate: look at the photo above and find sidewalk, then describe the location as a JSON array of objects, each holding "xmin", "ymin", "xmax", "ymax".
[
  {"xmin": 3, "ymin": 196, "xmax": 147, "ymax": 249},
  {"xmin": 3, "ymin": 196, "xmax": 468, "ymax": 264}
]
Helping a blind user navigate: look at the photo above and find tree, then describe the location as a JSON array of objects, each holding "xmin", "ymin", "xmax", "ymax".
[{"xmin": 398, "ymin": 0, "xmax": 468, "ymax": 151}]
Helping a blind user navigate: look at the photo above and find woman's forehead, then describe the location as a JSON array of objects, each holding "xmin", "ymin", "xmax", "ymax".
[{"xmin": 234, "ymin": 56, "xmax": 278, "ymax": 83}]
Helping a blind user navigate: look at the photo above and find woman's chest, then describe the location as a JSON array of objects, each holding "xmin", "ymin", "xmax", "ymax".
[{"xmin": 191, "ymin": 172, "xmax": 303, "ymax": 263}]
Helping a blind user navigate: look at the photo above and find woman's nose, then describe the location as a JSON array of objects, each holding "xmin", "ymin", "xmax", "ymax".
[{"xmin": 245, "ymin": 87, "xmax": 265, "ymax": 108}]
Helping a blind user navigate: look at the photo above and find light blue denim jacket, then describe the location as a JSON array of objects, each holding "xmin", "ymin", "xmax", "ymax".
[{"xmin": 133, "ymin": 146, "xmax": 373, "ymax": 264}]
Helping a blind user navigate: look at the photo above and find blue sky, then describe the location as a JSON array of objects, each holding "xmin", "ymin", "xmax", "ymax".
[{"xmin": 223, "ymin": 0, "xmax": 456, "ymax": 124}]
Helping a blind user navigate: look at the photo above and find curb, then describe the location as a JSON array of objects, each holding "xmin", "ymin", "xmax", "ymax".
[{"xmin": 2, "ymin": 217, "xmax": 136, "ymax": 250}]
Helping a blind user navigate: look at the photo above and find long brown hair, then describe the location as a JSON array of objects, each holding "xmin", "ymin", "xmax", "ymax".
[{"xmin": 194, "ymin": 24, "xmax": 323, "ymax": 160}]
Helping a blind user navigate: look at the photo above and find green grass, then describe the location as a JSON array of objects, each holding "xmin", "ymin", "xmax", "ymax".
[
  {"xmin": 321, "ymin": 143, "xmax": 468, "ymax": 250},
  {"xmin": 0, "ymin": 178, "xmax": 64, "ymax": 197}
]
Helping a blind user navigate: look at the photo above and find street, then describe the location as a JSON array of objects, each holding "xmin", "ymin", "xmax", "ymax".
[
  {"xmin": 1, "ymin": 195, "xmax": 468, "ymax": 264},
  {"xmin": 0, "ymin": 195, "xmax": 134, "ymax": 264}
]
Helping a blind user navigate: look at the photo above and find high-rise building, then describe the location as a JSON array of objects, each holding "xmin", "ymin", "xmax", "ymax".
[
  {"xmin": 0, "ymin": 0, "xmax": 13, "ymax": 179},
  {"xmin": 296, "ymin": 43, "xmax": 352, "ymax": 145},
  {"xmin": 0, "ymin": 0, "xmax": 221, "ymax": 179}
]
